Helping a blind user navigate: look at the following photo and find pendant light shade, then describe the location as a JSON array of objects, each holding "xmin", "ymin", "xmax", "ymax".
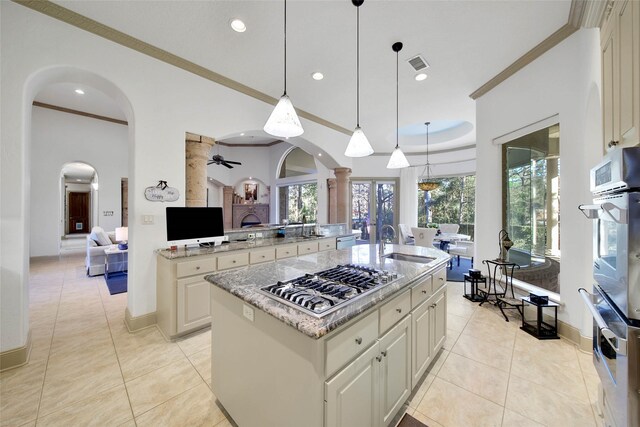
[
  {"xmin": 345, "ymin": 126, "xmax": 373, "ymax": 157},
  {"xmin": 264, "ymin": 94, "xmax": 303, "ymax": 137},
  {"xmin": 264, "ymin": 0, "xmax": 304, "ymax": 138},
  {"xmin": 388, "ymin": 146, "xmax": 410, "ymax": 168},
  {"xmin": 387, "ymin": 41, "xmax": 409, "ymax": 169},
  {"xmin": 418, "ymin": 121, "xmax": 439, "ymax": 191},
  {"xmin": 345, "ymin": 0, "xmax": 373, "ymax": 157}
]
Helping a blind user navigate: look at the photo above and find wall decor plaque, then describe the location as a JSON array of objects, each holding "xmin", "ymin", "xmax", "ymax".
[{"xmin": 145, "ymin": 181, "xmax": 179, "ymax": 202}]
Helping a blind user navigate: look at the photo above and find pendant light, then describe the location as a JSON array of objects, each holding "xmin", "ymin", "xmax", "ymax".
[
  {"xmin": 344, "ymin": 0, "xmax": 373, "ymax": 157},
  {"xmin": 264, "ymin": 0, "xmax": 304, "ymax": 138},
  {"xmin": 386, "ymin": 42, "xmax": 410, "ymax": 169},
  {"xmin": 418, "ymin": 122, "xmax": 440, "ymax": 191}
]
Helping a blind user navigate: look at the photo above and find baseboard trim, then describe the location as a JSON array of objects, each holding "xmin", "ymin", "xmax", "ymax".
[
  {"xmin": 125, "ymin": 308, "xmax": 157, "ymax": 332},
  {"xmin": 558, "ymin": 319, "xmax": 592, "ymax": 352},
  {"xmin": 0, "ymin": 330, "xmax": 32, "ymax": 372}
]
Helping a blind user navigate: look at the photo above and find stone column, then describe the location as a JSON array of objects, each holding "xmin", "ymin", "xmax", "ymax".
[
  {"xmin": 334, "ymin": 167, "xmax": 352, "ymax": 225},
  {"xmin": 185, "ymin": 133, "xmax": 215, "ymax": 207},
  {"xmin": 327, "ymin": 178, "xmax": 337, "ymax": 223},
  {"xmin": 223, "ymin": 186, "xmax": 234, "ymax": 230}
]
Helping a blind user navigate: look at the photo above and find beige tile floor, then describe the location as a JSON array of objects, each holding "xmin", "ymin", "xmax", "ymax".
[{"xmin": 1, "ymin": 251, "xmax": 601, "ymax": 427}]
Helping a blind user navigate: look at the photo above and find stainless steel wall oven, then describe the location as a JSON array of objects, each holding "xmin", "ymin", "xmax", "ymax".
[{"xmin": 579, "ymin": 147, "xmax": 640, "ymax": 427}]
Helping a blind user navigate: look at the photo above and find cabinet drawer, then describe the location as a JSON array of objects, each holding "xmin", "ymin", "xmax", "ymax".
[
  {"xmin": 276, "ymin": 244, "xmax": 298, "ymax": 259},
  {"xmin": 411, "ymin": 276, "xmax": 432, "ymax": 309},
  {"xmin": 379, "ymin": 290, "xmax": 411, "ymax": 334},
  {"xmin": 217, "ymin": 252, "xmax": 249, "ymax": 270},
  {"xmin": 250, "ymin": 248, "xmax": 275, "ymax": 264},
  {"xmin": 432, "ymin": 267, "xmax": 446, "ymax": 291},
  {"xmin": 318, "ymin": 238, "xmax": 337, "ymax": 252},
  {"xmin": 325, "ymin": 310, "xmax": 378, "ymax": 377},
  {"xmin": 176, "ymin": 257, "xmax": 217, "ymax": 278},
  {"xmin": 298, "ymin": 241, "xmax": 319, "ymax": 255}
]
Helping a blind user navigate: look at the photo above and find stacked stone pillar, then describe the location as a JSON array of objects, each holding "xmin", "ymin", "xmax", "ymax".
[
  {"xmin": 333, "ymin": 167, "xmax": 352, "ymax": 226},
  {"xmin": 185, "ymin": 132, "xmax": 215, "ymax": 207}
]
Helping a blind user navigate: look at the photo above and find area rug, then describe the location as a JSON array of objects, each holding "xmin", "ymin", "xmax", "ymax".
[
  {"xmin": 446, "ymin": 257, "xmax": 474, "ymax": 282},
  {"xmin": 397, "ymin": 413, "xmax": 428, "ymax": 427},
  {"xmin": 105, "ymin": 272, "xmax": 127, "ymax": 295}
]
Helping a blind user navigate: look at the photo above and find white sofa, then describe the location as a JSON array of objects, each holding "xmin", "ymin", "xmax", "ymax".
[{"xmin": 86, "ymin": 229, "xmax": 117, "ymax": 276}]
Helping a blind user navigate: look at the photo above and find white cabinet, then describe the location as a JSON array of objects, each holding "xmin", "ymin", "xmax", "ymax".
[
  {"xmin": 319, "ymin": 237, "xmax": 337, "ymax": 252},
  {"xmin": 379, "ymin": 315, "xmax": 412, "ymax": 426},
  {"xmin": 601, "ymin": 0, "xmax": 640, "ymax": 151},
  {"xmin": 411, "ymin": 298, "xmax": 432, "ymax": 388},
  {"xmin": 176, "ymin": 276, "xmax": 211, "ymax": 334},
  {"xmin": 326, "ymin": 315, "xmax": 412, "ymax": 427},
  {"xmin": 325, "ymin": 343, "xmax": 380, "ymax": 427},
  {"xmin": 430, "ymin": 287, "xmax": 447, "ymax": 354},
  {"xmin": 298, "ymin": 241, "xmax": 319, "ymax": 255}
]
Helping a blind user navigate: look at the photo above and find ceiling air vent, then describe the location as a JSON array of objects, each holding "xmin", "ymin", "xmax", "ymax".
[{"xmin": 407, "ymin": 55, "xmax": 430, "ymax": 72}]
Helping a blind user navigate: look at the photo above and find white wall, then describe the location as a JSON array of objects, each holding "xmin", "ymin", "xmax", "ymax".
[
  {"xmin": 475, "ymin": 29, "xmax": 602, "ymax": 336},
  {"xmin": 0, "ymin": 2, "xmax": 353, "ymax": 351},
  {"xmin": 30, "ymin": 107, "xmax": 128, "ymax": 256}
]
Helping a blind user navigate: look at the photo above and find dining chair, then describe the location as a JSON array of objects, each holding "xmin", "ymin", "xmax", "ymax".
[
  {"xmin": 397, "ymin": 224, "xmax": 414, "ymax": 245},
  {"xmin": 447, "ymin": 240, "xmax": 474, "ymax": 268},
  {"xmin": 411, "ymin": 227, "xmax": 438, "ymax": 248},
  {"xmin": 439, "ymin": 223, "xmax": 460, "ymax": 234}
]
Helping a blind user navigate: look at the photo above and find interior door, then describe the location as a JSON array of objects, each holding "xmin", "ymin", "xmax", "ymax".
[
  {"xmin": 68, "ymin": 191, "xmax": 89, "ymax": 234},
  {"xmin": 351, "ymin": 180, "xmax": 398, "ymax": 244}
]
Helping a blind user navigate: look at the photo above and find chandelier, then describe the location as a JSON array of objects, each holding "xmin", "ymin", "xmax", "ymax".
[{"xmin": 417, "ymin": 122, "xmax": 439, "ymax": 191}]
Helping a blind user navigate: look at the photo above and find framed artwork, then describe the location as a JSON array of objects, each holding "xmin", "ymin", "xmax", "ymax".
[{"xmin": 244, "ymin": 183, "xmax": 258, "ymax": 202}]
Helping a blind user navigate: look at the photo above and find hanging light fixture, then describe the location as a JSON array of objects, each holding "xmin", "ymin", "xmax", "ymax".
[
  {"xmin": 264, "ymin": 0, "xmax": 304, "ymax": 138},
  {"xmin": 345, "ymin": 0, "xmax": 373, "ymax": 158},
  {"xmin": 387, "ymin": 42, "xmax": 410, "ymax": 169},
  {"xmin": 418, "ymin": 122, "xmax": 440, "ymax": 191}
]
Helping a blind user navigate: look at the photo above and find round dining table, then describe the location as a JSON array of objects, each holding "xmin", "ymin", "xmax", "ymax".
[{"xmin": 433, "ymin": 232, "xmax": 470, "ymax": 250}]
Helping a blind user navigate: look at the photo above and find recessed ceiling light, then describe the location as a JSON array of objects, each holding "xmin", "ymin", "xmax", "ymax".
[
  {"xmin": 74, "ymin": 89, "xmax": 85, "ymax": 95},
  {"xmin": 249, "ymin": 176, "xmax": 252, "ymax": 180},
  {"xmin": 415, "ymin": 73, "xmax": 428, "ymax": 81},
  {"xmin": 230, "ymin": 19, "xmax": 246, "ymax": 33},
  {"xmin": 240, "ymin": 133, "xmax": 245, "ymax": 136},
  {"xmin": 318, "ymin": 153, "xmax": 322, "ymax": 157},
  {"xmin": 76, "ymin": 179, "xmax": 81, "ymax": 182},
  {"xmin": 311, "ymin": 72, "xmax": 324, "ymax": 81}
]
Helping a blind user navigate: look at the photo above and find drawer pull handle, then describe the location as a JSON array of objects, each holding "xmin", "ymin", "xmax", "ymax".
[
  {"xmin": 421, "ymin": 290, "xmax": 427, "ymax": 294},
  {"xmin": 232, "ymin": 260, "xmax": 236, "ymax": 263},
  {"xmin": 439, "ymin": 277, "xmax": 444, "ymax": 281},
  {"xmin": 196, "ymin": 266, "xmax": 200, "ymax": 270},
  {"xmin": 376, "ymin": 355, "xmax": 382, "ymax": 362},
  {"xmin": 396, "ymin": 308, "xmax": 402, "ymax": 313},
  {"xmin": 261, "ymin": 255, "xmax": 265, "ymax": 258},
  {"xmin": 430, "ymin": 304, "xmax": 436, "ymax": 308},
  {"xmin": 355, "ymin": 337, "xmax": 362, "ymax": 345},
  {"xmin": 381, "ymin": 351, "xmax": 387, "ymax": 357}
]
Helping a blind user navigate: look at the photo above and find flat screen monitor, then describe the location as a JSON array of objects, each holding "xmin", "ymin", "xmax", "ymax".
[{"xmin": 166, "ymin": 207, "xmax": 225, "ymax": 246}]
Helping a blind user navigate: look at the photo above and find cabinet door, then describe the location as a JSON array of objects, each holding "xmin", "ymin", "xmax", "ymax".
[
  {"xmin": 177, "ymin": 276, "xmax": 211, "ymax": 334},
  {"xmin": 325, "ymin": 343, "xmax": 380, "ymax": 427},
  {"xmin": 379, "ymin": 315, "xmax": 412, "ymax": 427},
  {"xmin": 618, "ymin": 0, "xmax": 639, "ymax": 147},
  {"xmin": 431, "ymin": 289, "xmax": 447, "ymax": 355},
  {"xmin": 411, "ymin": 299, "xmax": 432, "ymax": 389},
  {"xmin": 602, "ymin": 27, "xmax": 618, "ymax": 150}
]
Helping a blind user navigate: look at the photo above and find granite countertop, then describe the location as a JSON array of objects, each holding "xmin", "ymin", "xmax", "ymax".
[
  {"xmin": 157, "ymin": 233, "xmax": 345, "ymax": 260},
  {"xmin": 205, "ymin": 244, "xmax": 450, "ymax": 339}
]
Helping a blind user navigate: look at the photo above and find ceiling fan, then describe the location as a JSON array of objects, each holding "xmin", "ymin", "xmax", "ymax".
[{"xmin": 207, "ymin": 154, "xmax": 242, "ymax": 169}]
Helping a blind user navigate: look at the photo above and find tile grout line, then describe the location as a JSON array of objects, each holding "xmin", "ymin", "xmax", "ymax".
[
  {"xmin": 31, "ymin": 257, "xmax": 66, "ymax": 425},
  {"xmin": 500, "ymin": 314, "xmax": 518, "ymax": 426},
  {"xmin": 97, "ymin": 274, "xmax": 137, "ymax": 427}
]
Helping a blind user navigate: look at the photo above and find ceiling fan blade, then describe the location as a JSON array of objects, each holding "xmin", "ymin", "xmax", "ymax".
[
  {"xmin": 225, "ymin": 160, "xmax": 242, "ymax": 165},
  {"xmin": 222, "ymin": 162, "xmax": 233, "ymax": 169},
  {"xmin": 207, "ymin": 160, "xmax": 215, "ymax": 165}
]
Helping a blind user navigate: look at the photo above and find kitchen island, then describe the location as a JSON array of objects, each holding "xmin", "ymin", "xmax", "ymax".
[{"xmin": 205, "ymin": 244, "xmax": 449, "ymax": 427}]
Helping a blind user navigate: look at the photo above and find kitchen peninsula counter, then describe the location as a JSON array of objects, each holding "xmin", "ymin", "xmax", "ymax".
[
  {"xmin": 205, "ymin": 244, "xmax": 450, "ymax": 427},
  {"xmin": 205, "ymin": 244, "xmax": 449, "ymax": 338}
]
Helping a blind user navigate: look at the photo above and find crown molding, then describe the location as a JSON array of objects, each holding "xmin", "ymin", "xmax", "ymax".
[{"xmin": 13, "ymin": 0, "xmax": 351, "ymax": 136}]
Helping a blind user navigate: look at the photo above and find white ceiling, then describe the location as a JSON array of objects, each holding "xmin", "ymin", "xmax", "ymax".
[
  {"xmin": 45, "ymin": 0, "xmax": 571, "ymax": 154},
  {"xmin": 35, "ymin": 83, "xmax": 127, "ymax": 121}
]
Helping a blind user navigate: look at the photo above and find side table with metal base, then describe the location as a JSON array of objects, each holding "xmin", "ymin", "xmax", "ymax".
[
  {"xmin": 479, "ymin": 259, "xmax": 519, "ymax": 306},
  {"xmin": 463, "ymin": 274, "xmax": 486, "ymax": 302},
  {"xmin": 521, "ymin": 297, "xmax": 560, "ymax": 339}
]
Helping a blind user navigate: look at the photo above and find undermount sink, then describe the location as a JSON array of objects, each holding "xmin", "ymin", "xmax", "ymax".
[{"xmin": 382, "ymin": 253, "xmax": 436, "ymax": 264}]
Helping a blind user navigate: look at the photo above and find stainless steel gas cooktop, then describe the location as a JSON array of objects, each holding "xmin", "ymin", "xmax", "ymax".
[{"xmin": 259, "ymin": 264, "xmax": 401, "ymax": 318}]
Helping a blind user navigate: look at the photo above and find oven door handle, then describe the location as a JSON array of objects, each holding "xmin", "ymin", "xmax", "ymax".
[
  {"xmin": 578, "ymin": 203, "xmax": 627, "ymax": 224},
  {"xmin": 578, "ymin": 288, "xmax": 628, "ymax": 356}
]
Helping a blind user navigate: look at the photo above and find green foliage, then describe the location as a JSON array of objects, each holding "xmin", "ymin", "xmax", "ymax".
[
  {"xmin": 418, "ymin": 175, "xmax": 476, "ymax": 238},
  {"xmin": 279, "ymin": 183, "xmax": 317, "ymax": 223}
]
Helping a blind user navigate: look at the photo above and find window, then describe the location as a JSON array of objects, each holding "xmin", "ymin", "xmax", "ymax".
[
  {"xmin": 278, "ymin": 183, "xmax": 317, "ymax": 223},
  {"xmin": 277, "ymin": 148, "xmax": 318, "ymax": 223},
  {"xmin": 503, "ymin": 124, "xmax": 560, "ymax": 293},
  {"xmin": 417, "ymin": 175, "xmax": 476, "ymax": 239}
]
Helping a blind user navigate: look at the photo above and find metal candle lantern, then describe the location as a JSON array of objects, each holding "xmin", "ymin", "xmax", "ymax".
[{"xmin": 497, "ymin": 229, "xmax": 513, "ymax": 261}]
